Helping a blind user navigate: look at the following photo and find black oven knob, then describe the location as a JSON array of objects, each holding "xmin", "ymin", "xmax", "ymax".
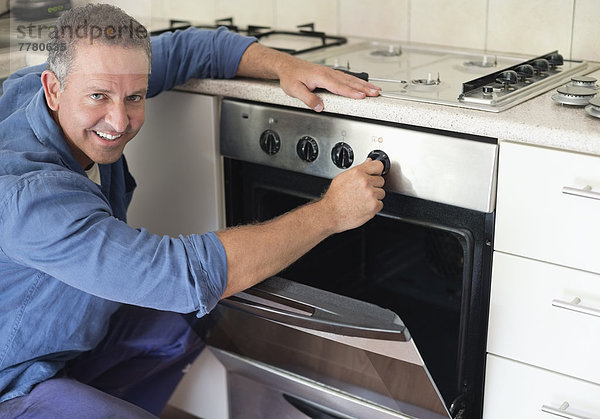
[
  {"xmin": 367, "ymin": 150, "xmax": 390, "ymax": 175},
  {"xmin": 296, "ymin": 136, "xmax": 319, "ymax": 162},
  {"xmin": 259, "ymin": 130, "xmax": 281, "ymax": 155},
  {"xmin": 544, "ymin": 52, "xmax": 563, "ymax": 68},
  {"xmin": 531, "ymin": 58, "xmax": 550, "ymax": 74},
  {"xmin": 331, "ymin": 142, "xmax": 354, "ymax": 169}
]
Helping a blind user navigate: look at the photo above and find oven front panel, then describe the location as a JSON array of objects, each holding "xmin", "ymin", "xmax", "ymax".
[
  {"xmin": 220, "ymin": 99, "xmax": 498, "ymax": 213},
  {"xmin": 215, "ymin": 158, "xmax": 494, "ymax": 418}
]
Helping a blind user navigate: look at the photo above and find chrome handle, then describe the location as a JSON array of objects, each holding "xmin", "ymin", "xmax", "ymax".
[
  {"xmin": 562, "ymin": 185, "xmax": 600, "ymax": 201},
  {"xmin": 542, "ymin": 401, "xmax": 592, "ymax": 419},
  {"xmin": 552, "ymin": 297, "xmax": 600, "ymax": 318}
]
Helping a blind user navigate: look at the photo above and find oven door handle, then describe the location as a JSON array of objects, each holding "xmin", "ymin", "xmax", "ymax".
[{"xmin": 220, "ymin": 276, "xmax": 410, "ymax": 342}]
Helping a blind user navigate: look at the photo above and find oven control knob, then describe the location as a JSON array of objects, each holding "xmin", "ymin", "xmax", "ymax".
[
  {"xmin": 296, "ymin": 136, "xmax": 319, "ymax": 162},
  {"xmin": 367, "ymin": 150, "xmax": 390, "ymax": 175},
  {"xmin": 331, "ymin": 142, "xmax": 354, "ymax": 169},
  {"xmin": 259, "ymin": 130, "xmax": 281, "ymax": 155}
]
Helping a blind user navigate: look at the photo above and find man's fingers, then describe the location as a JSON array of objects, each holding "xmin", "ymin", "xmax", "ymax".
[
  {"xmin": 284, "ymin": 81, "xmax": 324, "ymax": 112},
  {"xmin": 330, "ymin": 70, "xmax": 382, "ymax": 97},
  {"xmin": 360, "ymin": 158, "xmax": 386, "ymax": 175}
]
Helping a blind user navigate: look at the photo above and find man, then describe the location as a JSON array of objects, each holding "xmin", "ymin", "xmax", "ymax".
[{"xmin": 0, "ymin": 4, "xmax": 384, "ymax": 417}]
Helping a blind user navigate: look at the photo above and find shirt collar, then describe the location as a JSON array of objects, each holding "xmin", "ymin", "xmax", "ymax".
[{"xmin": 25, "ymin": 88, "xmax": 85, "ymax": 175}]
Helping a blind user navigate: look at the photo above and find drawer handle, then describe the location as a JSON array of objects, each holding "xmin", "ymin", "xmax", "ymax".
[
  {"xmin": 562, "ymin": 185, "xmax": 600, "ymax": 201},
  {"xmin": 552, "ymin": 297, "xmax": 600, "ymax": 318},
  {"xmin": 542, "ymin": 401, "xmax": 592, "ymax": 419}
]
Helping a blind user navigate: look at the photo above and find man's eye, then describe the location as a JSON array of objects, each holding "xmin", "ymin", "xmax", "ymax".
[
  {"xmin": 128, "ymin": 95, "xmax": 142, "ymax": 102},
  {"xmin": 90, "ymin": 93, "xmax": 104, "ymax": 100}
]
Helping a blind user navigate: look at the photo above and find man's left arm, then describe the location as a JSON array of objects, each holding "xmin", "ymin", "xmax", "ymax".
[{"xmin": 236, "ymin": 42, "xmax": 381, "ymax": 112}]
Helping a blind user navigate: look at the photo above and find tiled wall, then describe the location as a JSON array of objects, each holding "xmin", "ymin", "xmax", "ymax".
[{"xmin": 113, "ymin": 0, "xmax": 599, "ymax": 61}]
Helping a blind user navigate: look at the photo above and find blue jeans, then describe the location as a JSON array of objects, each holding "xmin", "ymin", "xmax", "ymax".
[{"xmin": 0, "ymin": 305, "xmax": 208, "ymax": 418}]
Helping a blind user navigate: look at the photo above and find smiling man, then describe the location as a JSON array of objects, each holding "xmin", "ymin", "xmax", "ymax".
[
  {"xmin": 0, "ymin": 4, "xmax": 384, "ymax": 417},
  {"xmin": 42, "ymin": 42, "xmax": 149, "ymax": 168}
]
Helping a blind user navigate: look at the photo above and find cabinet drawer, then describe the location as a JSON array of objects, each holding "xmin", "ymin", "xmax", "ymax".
[
  {"xmin": 483, "ymin": 354, "xmax": 600, "ymax": 419},
  {"xmin": 495, "ymin": 141, "xmax": 600, "ymax": 274},
  {"xmin": 487, "ymin": 252, "xmax": 600, "ymax": 384}
]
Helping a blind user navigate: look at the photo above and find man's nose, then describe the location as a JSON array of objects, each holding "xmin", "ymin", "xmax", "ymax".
[{"xmin": 105, "ymin": 102, "xmax": 129, "ymax": 133}]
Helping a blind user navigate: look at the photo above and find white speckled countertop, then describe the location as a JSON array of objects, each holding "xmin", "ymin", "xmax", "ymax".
[{"xmin": 178, "ymin": 67, "xmax": 600, "ymax": 157}]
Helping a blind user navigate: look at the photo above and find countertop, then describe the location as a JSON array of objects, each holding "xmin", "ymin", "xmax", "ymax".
[{"xmin": 178, "ymin": 67, "xmax": 600, "ymax": 157}]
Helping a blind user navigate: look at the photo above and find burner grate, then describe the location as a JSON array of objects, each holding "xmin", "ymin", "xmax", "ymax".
[{"xmin": 150, "ymin": 19, "xmax": 347, "ymax": 56}]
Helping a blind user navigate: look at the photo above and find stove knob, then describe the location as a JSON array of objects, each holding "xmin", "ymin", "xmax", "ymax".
[
  {"xmin": 531, "ymin": 58, "xmax": 550, "ymax": 74},
  {"xmin": 296, "ymin": 136, "xmax": 319, "ymax": 162},
  {"xmin": 259, "ymin": 129, "xmax": 281, "ymax": 155},
  {"xmin": 495, "ymin": 70, "xmax": 518, "ymax": 86},
  {"xmin": 331, "ymin": 142, "xmax": 354, "ymax": 169},
  {"xmin": 515, "ymin": 64, "xmax": 535, "ymax": 80},
  {"xmin": 544, "ymin": 52, "xmax": 563, "ymax": 68},
  {"xmin": 367, "ymin": 150, "xmax": 390, "ymax": 175}
]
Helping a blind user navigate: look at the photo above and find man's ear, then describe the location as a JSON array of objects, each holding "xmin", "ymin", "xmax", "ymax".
[{"xmin": 41, "ymin": 70, "xmax": 62, "ymax": 111}]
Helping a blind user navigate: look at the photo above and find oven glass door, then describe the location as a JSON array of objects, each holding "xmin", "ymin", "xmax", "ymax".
[{"xmin": 208, "ymin": 159, "xmax": 490, "ymax": 418}]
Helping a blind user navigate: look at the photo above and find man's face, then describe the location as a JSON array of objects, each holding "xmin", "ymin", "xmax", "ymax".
[{"xmin": 44, "ymin": 42, "xmax": 149, "ymax": 169}]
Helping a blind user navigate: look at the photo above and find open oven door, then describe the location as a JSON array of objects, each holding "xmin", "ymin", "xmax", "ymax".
[{"xmin": 207, "ymin": 276, "xmax": 453, "ymax": 419}]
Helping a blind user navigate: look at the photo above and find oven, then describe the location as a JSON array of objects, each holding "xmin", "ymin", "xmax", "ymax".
[{"xmin": 206, "ymin": 98, "xmax": 497, "ymax": 419}]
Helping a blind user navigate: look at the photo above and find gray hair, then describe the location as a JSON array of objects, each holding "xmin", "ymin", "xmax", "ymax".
[{"xmin": 47, "ymin": 3, "xmax": 152, "ymax": 90}]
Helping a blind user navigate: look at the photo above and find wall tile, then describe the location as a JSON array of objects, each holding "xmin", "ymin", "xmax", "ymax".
[
  {"xmin": 572, "ymin": 0, "xmax": 600, "ymax": 61},
  {"xmin": 487, "ymin": 0, "xmax": 573, "ymax": 57},
  {"xmin": 275, "ymin": 0, "xmax": 338, "ymax": 33},
  {"xmin": 339, "ymin": 0, "xmax": 409, "ymax": 41},
  {"xmin": 216, "ymin": 0, "xmax": 275, "ymax": 28},
  {"xmin": 410, "ymin": 0, "xmax": 487, "ymax": 49},
  {"xmin": 166, "ymin": 0, "xmax": 216, "ymax": 24},
  {"xmin": 70, "ymin": 0, "xmax": 155, "ymax": 28}
]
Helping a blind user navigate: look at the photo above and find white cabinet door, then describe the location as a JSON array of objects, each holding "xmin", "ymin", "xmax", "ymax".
[
  {"xmin": 487, "ymin": 252, "xmax": 600, "ymax": 384},
  {"xmin": 484, "ymin": 355, "xmax": 600, "ymax": 419},
  {"xmin": 125, "ymin": 91, "xmax": 224, "ymax": 236},
  {"xmin": 494, "ymin": 141, "xmax": 600, "ymax": 274}
]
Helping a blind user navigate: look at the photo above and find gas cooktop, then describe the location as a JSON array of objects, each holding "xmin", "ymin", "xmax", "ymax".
[
  {"xmin": 152, "ymin": 18, "xmax": 596, "ymax": 112},
  {"xmin": 299, "ymin": 41, "xmax": 594, "ymax": 112}
]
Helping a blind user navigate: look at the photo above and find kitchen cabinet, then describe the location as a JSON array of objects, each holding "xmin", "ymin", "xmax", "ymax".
[
  {"xmin": 125, "ymin": 90, "xmax": 225, "ymax": 236},
  {"xmin": 484, "ymin": 141, "xmax": 600, "ymax": 418},
  {"xmin": 494, "ymin": 141, "xmax": 600, "ymax": 275},
  {"xmin": 483, "ymin": 355, "xmax": 600, "ymax": 419},
  {"xmin": 125, "ymin": 91, "xmax": 228, "ymax": 419}
]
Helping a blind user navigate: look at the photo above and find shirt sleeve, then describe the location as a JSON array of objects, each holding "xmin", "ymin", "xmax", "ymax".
[
  {"xmin": 147, "ymin": 27, "xmax": 257, "ymax": 98},
  {"xmin": 0, "ymin": 171, "xmax": 227, "ymax": 316}
]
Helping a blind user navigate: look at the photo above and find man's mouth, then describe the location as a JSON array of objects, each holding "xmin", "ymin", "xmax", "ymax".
[{"xmin": 94, "ymin": 130, "xmax": 123, "ymax": 141}]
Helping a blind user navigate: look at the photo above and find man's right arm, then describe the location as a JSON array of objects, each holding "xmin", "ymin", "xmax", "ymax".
[
  {"xmin": 147, "ymin": 27, "xmax": 256, "ymax": 98},
  {"xmin": 217, "ymin": 159, "xmax": 385, "ymax": 298}
]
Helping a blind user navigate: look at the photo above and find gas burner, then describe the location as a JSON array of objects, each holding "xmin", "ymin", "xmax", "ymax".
[
  {"xmin": 551, "ymin": 85, "xmax": 597, "ymax": 106},
  {"xmin": 585, "ymin": 96, "xmax": 600, "ymax": 119},
  {"xmin": 570, "ymin": 76, "xmax": 599, "ymax": 90},
  {"xmin": 370, "ymin": 45, "xmax": 401, "ymax": 57},
  {"xmin": 464, "ymin": 56, "xmax": 497, "ymax": 68},
  {"xmin": 412, "ymin": 73, "xmax": 441, "ymax": 86}
]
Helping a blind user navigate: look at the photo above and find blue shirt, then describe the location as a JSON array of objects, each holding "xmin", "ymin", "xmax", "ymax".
[{"xmin": 0, "ymin": 27, "xmax": 255, "ymax": 403}]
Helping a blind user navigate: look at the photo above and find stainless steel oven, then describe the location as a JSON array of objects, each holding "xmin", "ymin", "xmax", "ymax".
[{"xmin": 207, "ymin": 98, "xmax": 497, "ymax": 418}]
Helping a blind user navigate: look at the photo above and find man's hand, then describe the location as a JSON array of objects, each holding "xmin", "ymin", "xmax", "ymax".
[
  {"xmin": 318, "ymin": 159, "xmax": 385, "ymax": 233},
  {"xmin": 277, "ymin": 59, "xmax": 381, "ymax": 112},
  {"xmin": 237, "ymin": 43, "xmax": 381, "ymax": 112}
]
